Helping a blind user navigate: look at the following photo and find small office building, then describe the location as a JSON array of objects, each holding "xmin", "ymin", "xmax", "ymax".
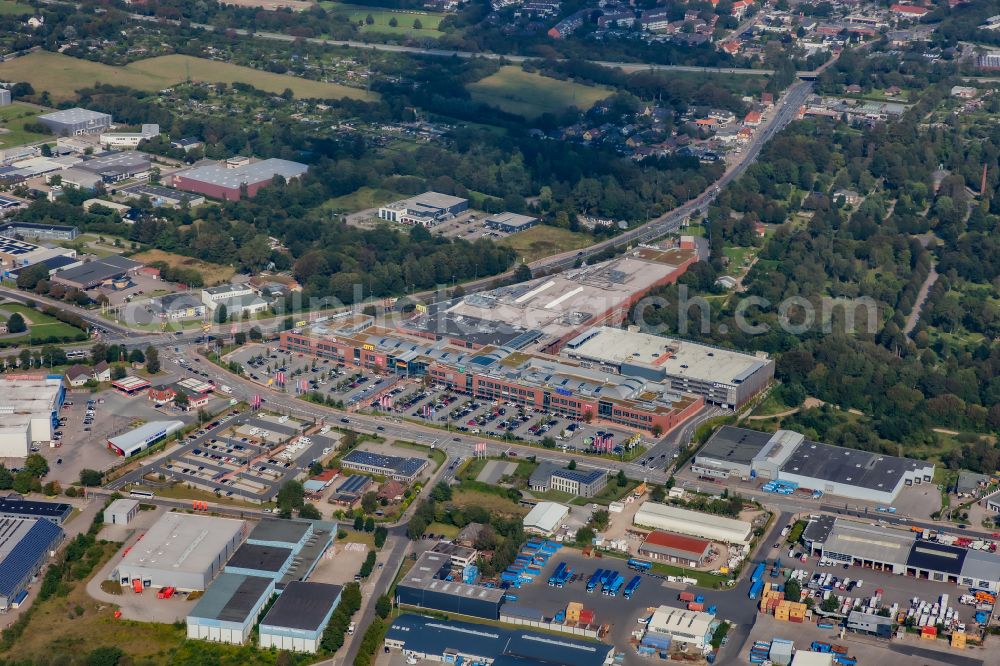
[
  {"xmin": 485, "ymin": 212, "xmax": 538, "ymax": 233},
  {"xmin": 103, "ymin": 498, "xmax": 139, "ymax": 525},
  {"xmin": 186, "ymin": 573, "xmax": 274, "ymax": 645},
  {"xmin": 847, "ymin": 610, "xmax": 893, "ymax": 638},
  {"xmin": 258, "ymin": 581, "xmax": 343, "ymax": 653}
]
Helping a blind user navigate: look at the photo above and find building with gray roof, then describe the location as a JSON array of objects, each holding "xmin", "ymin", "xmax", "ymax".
[
  {"xmin": 384, "ymin": 613, "xmax": 614, "ymax": 666},
  {"xmin": 51, "ymin": 255, "xmax": 142, "ymax": 290},
  {"xmin": 224, "ymin": 543, "xmax": 294, "ymax": 581},
  {"xmin": 76, "ymin": 151, "xmax": 151, "ymax": 183},
  {"xmin": 36, "ymin": 108, "xmax": 112, "ymax": 135},
  {"xmin": 114, "ymin": 513, "xmax": 245, "ymax": 591},
  {"xmin": 528, "ymin": 461, "xmax": 607, "ymax": 497},
  {"xmin": 847, "ymin": 610, "xmax": 893, "ymax": 638},
  {"xmin": 186, "ymin": 573, "xmax": 274, "ymax": 645},
  {"xmin": 377, "ymin": 191, "xmax": 469, "ymax": 227},
  {"xmin": 259, "ymin": 581, "xmax": 343, "ymax": 653},
  {"xmin": 692, "ymin": 426, "xmax": 934, "ymax": 504},
  {"xmin": 396, "ymin": 550, "xmax": 506, "ymax": 620},
  {"xmin": 171, "ymin": 158, "xmax": 308, "ymax": 201},
  {"xmin": 0, "ymin": 495, "xmax": 72, "ymax": 524},
  {"xmin": 485, "ymin": 212, "xmax": 538, "ymax": 233},
  {"xmin": 805, "ymin": 518, "xmax": 916, "ymax": 573}
]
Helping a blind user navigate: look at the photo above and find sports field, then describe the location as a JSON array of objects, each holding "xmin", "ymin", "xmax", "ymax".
[
  {"xmin": 320, "ymin": 2, "xmax": 443, "ymax": 37},
  {"xmin": 467, "ymin": 66, "xmax": 613, "ymax": 118},
  {"xmin": 0, "ymin": 102, "xmax": 50, "ymax": 149},
  {"xmin": 0, "ymin": 52, "xmax": 377, "ymax": 101}
]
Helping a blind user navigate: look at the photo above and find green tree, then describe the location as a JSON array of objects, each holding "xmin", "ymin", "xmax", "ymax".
[
  {"xmin": 364, "ymin": 516, "xmax": 375, "ymax": 532},
  {"xmin": 413, "ymin": 18, "xmax": 422, "ymax": 29},
  {"xmin": 590, "ymin": 509, "xmax": 609, "ymax": 531},
  {"xmin": 650, "ymin": 485, "xmax": 666, "ymax": 502},
  {"xmin": 276, "ymin": 479, "xmax": 305, "ymax": 512},
  {"xmin": 0, "ymin": 465, "xmax": 13, "ymax": 490},
  {"xmin": 784, "ymin": 577, "xmax": 801, "ymax": 603},
  {"xmin": 234, "ymin": 331, "xmax": 247, "ymax": 345},
  {"xmin": 575, "ymin": 526, "xmax": 595, "ymax": 546},
  {"xmin": 215, "ymin": 304, "xmax": 228, "ymax": 324},
  {"xmin": 85, "ymin": 646, "xmax": 124, "ymax": 666},
  {"xmin": 299, "ymin": 503, "xmax": 321, "ymax": 519},
  {"xmin": 430, "ymin": 482, "xmax": 452, "ymax": 502},
  {"xmin": 80, "ymin": 468, "xmax": 103, "ymax": 486},
  {"xmin": 567, "ymin": 460, "xmax": 577, "ymax": 470},
  {"xmin": 12, "ymin": 469, "xmax": 36, "ymax": 494},
  {"xmin": 375, "ymin": 595, "xmax": 392, "ymax": 619},
  {"xmin": 249, "ymin": 326, "xmax": 263, "ymax": 341},
  {"xmin": 388, "ymin": 16, "xmax": 398, "ymax": 27},
  {"xmin": 144, "ymin": 346, "xmax": 160, "ymax": 373},
  {"xmin": 23, "ymin": 453, "xmax": 49, "ymax": 478},
  {"xmin": 374, "ymin": 525, "xmax": 388, "ymax": 548},
  {"xmin": 174, "ymin": 391, "xmax": 190, "ymax": 410},
  {"xmin": 361, "ymin": 490, "xmax": 378, "ymax": 514},
  {"xmin": 353, "ymin": 515, "xmax": 364, "ymax": 531},
  {"xmin": 514, "ymin": 263, "xmax": 532, "ymax": 282},
  {"xmin": 616, "ymin": 469, "xmax": 627, "ymax": 487},
  {"xmin": 6, "ymin": 312, "xmax": 26, "ymax": 334},
  {"xmin": 111, "ymin": 365, "xmax": 126, "ymax": 381},
  {"xmin": 128, "ymin": 348, "xmax": 145, "ymax": 364}
]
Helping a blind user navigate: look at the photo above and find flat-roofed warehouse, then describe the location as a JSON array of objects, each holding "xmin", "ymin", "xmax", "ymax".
[
  {"xmin": 803, "ymin": 517, "xmax": 916, "ymax": 573},
  {"xmin": 36, "ymin": 107, "xmax": 112, "ymax": 135},
  {"xmin": 634, "ymin": 502, "xmax": 752, "ymax": 544},
  {"xmin": 0, "ymin": 517, "xmax": 63, "ymax": 610},
  {"xmin": 384, "ymin": 613, "xmax": 614, "ymax": 666},
  {"xmin": 693, "ymin": 426, "xmax": 935, "ymax": 504},
  {"xmin": 170, "ymin": 158, "xmax": 308, "ymax": 201},
  {"xmin": 0, "ymin": 495, "xmax": 72, "ymax": 524},
  {"xmin": 186, "ymin": 573, "xmax": 274, "ymax": 645},
  {"xmin": 114, "ymin": 512, "xmax": 246, "ymax": 591},
  {"xmin": 562, "ymin": 326, "xmax": 774, "ymax": 409},
  {"xmin": 0, "ymin": 375, "xmax": 64, "ymax": 457},
  {"xmin": 396, "ymin": 550, "xmax": 506, "ymax": 619},
  {"xmin": 259, "ymin": 581, "xmax": 343, "ymax": 653},
  {"xmin": 50, "ymin": 255, "xmax": 142, "ymax": 290}
]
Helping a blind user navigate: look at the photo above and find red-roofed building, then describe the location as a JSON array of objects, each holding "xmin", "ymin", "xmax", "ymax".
[
  {"xmin": 744, "ymin": 111, "xmax": 762, "ymax": 126},
  {"xmin": 638, "ymin": 530, "xmax": 711, "ymax": 566},
  {"xmin": 721, "ymin": 41, "xmax": 740, "ymax": 55},
  {"xmin": 731, "ymin": 0, "xmax": 752, "ymax": 18},
  {"xmin": 890, "ymin": 4, "xmax": 929, "ymax": 17}
]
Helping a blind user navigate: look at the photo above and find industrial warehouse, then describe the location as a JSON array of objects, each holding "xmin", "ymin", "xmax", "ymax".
[
  {"xmin": 114, "ymin": 513, "xmax": 246, "ymax": 591},
  {"xmin": 692, "ymin": 426, "xmax": 936, "ymax": 504},
  {"xmin": 258, "ymin": 582, "xmax": 343, "ymax": 653},
  {"xmin": 186, "ymin": 572, "xmax": 274, "ymax": 645},
  {"xmin": 802, "ymin": 516, "xmax": 1000, "ymax": 592},
  {"xmin": 0, "ymin": 494, "xmax": 72, "ymax": 524},
  {"xmin": 0, "ymin": 516, "xmax": 63, "ymax": 610},
  {"xmin": 169, "ymin": 157, "xmax": 308, "ymax": 201},
  {"xmin": 395, "ymin": 550, "xmax": 507, "ymax": 619},
  {"xmin": 0, "ymin": 375, "xmax": 64, "ymax": 458},
  {"xmin": 633, "ymin": 502, "xmax": 752, "ymax": 545},
  {"xmin": 106, "ymin": 420, "xmax": 184, "ymax": 457},
  {"xmin": 384, "ymin": 613, "xmax": 615, "ymax": 666}
]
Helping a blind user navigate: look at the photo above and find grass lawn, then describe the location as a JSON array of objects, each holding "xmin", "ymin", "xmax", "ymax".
[
  {"xmin": 0, "ymin": 102, "xmax": 50, "ymax": 149},
  {"xmin": 322, "ymin": 186, "xmax": 404, "ymax": 214},
  {"xmin": 0, "ymin": 0, "xmax": 30, "ymax": 15},
  {"xmin": 452, "ymin": 488, "xmax": 526, "ymax": 516},
  {"xmin": 426, "ymin": 521, "xmax": 460, "ymax": 538},
  {"xmin": 600, "ymin": 549, "xmax": 729, "ymax": 588},
  {"xmin": 498, "ymin": 225, "xmax": 593, "ymax": 263},
  {"xmin": 0, "ymin": 52, "xmax": 377, "ymax": 102},
  {"xmin": 339, "ymin": 529, "xmax": 375, "ymax": 548},
  {"xmin": 0, "ymin": 303, "xmax": 87, "ymax": 345},
  {"xmin": 321, "ymin": 2, "xmax": 443, "ymax": 38},
  {"xmin": 467, "ymin": 66, "xmax": 613, "ymax": 119},
  {"xmin": 684, "ymin": 224, "xmax": 707, "ymax": 237},
  {"xmin": 750, "ymin": 390, "xmax": 797, "ymax": 418},
  {"xmin": 149, "ymin": 482, "xmax": 266, "ymax": 509},
  {"xmin": 722, "ymin": 246, "xmax": 755, "ymax": 276},
  {"xmin": 130, "ymin": 248, "xmax": 235, "ymax": 286}
]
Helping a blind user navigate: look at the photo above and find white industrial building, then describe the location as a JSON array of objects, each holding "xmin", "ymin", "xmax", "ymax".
[
  {"xmin": 561, "ymin": 326, "xmax": 774, "ymax": 409},
  {"xmin": 645, "ymin": 606, "xmax": 716, "ymax": 651},
  {"xmin": 99, "ymin": 124, "xmax": 159, "ymax": 149},
  {"xmin": 633, "ymin": 502, "xmax": 752, "ymax": 544},
  {"xmin": 258, "ymin": 581, "xmax": 343, "ymax": 652},
  {"xmin": 693, "ymin": 426, "xmax": 935, "ymax": 504},
  {"xmin": 114, "ymin": 512, "xmax": 246, "ymax": 591},
  {"xmin": 106, "ymin": 420, "xmax": 184, "ymax": 457},
  {"xmin": 0, "ymin": 375, "xmax": 64, "ymax": 457},
  {"xmin": 103, "ymin": 498, "xmax": 139, "ymax": 525},
  {"xmin": 522, "ymin": 502, "xmax": 569, "ymax": 535},
  {"xmin": 186, "ymin": 573, "xmax": 274, "ymax": 645}
]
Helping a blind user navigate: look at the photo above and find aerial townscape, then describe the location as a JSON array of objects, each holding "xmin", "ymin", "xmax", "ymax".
[{"xmin": 0, "ymin": 0, "xmax": 998, "ymax": 665}]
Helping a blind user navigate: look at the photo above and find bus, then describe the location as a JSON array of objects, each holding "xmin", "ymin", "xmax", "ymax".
[
  {"xmin": 129, "ymin": 490, "xmax": 154, "ymax": 499},
  {"xmin": 65, "ymin": 350, "xmax": 87, "ymax": 360}
]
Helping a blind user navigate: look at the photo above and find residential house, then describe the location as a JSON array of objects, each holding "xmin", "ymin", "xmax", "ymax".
[
  {"xmin": 65, "ymin": 364, "xmax": 94, "ymax": 387},
  {"xmin": 93, "ymin": 361, "xmax": 111, "ymax": 382},
  {"xmin": 743, "ymin": 111, "xmax": 762, "ymax": 126},
  {"xmin": 833, "ymin": 189, "xmax": 861, "ymax": 205}
]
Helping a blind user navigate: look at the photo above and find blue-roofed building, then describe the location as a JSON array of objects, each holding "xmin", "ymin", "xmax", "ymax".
[
  {"xmin": 0, "ymin": 496, "xmax": 73, "ymax": 525},
  {"xmin": 528, "ymin": 462, "xmax": 607, "ymax": 498},
  {"xmin": 384, "ymin": 614, "xmax": 614, "ymax": 666},
  {"xmin": 341, "ymin": 449, "xmax": 428, "ymax": 482},
  {"xmin": 0, "ymin": 517, "xmax": 64, "ymax": 609}
]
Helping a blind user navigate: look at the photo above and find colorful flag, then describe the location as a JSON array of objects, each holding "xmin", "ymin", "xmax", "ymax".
[{"xmin": 251, "ymin": 394, "xmax": 262, "ymax": 409}]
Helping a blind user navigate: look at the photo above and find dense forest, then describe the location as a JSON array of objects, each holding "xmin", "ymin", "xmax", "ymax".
[{"xmin": 633, "ymin": 77, "xmax": 1000, "ymax": 456}]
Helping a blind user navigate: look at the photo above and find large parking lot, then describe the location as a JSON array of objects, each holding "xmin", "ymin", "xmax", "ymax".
[
  {"xmin": 227, "ymin": 345, "xmax": 399, "ymax": 407},
  {"xmin": 371, "ymin": 382, "xmax": 643, "ymax": 455}
]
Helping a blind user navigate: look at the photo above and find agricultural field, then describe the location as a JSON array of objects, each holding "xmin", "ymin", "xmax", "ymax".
[
  {"xmin": 320, "ymin": 2, "xmax": 443, "ymax": 38},
  {"xmin": 0, "ymin": 52, "xmax": 377, "ymax": 102},
  {"xmin": 498, "ymin": 225, "xmax": 592, "ymax": 263},
  {"xmin": 0, "ymin": 102, "xmax": 50, "ymax": 149},
  {"xmin": 130, "ymin": 249, "xmax": 235, "ymax": 286},
  {"xmin": 468, "ymin": 66, "xmax": 614, "ymax": 119}
]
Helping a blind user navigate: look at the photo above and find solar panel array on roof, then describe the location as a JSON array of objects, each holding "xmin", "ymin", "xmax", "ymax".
[{"xmin": 0, "ymin": 518, "xmax": 62, "ymax": 600}]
